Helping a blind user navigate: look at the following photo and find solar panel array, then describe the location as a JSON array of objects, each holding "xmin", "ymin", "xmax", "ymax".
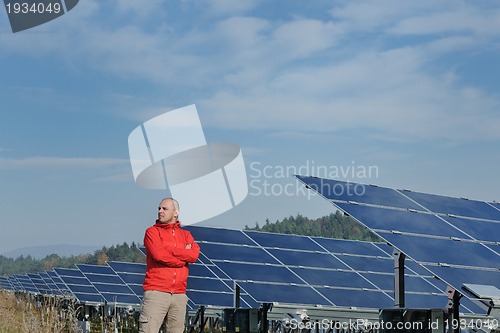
[
  {"xmin": 1, "ymin": 263, "xmax": 145, "ymax": 307},
  {"xmin": 1, "ymin": 218, "xmax": 492, "ymax": 315},
  {"xmin": 182, "ymin": 225, "xmax": 485, "ymax": 313},
  {"xmin": 295, "ymin": 175, "xmax": 500, "ymax": 306}
]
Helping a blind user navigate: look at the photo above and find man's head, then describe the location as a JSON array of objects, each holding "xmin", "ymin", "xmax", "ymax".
[{"xmin": 157, "ymin": 198, "xmax": 180, "ymax": 224}]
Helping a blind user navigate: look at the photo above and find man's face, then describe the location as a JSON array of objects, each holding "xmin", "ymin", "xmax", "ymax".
[{"xmin": 157, "ymin": 199, "xmax": 177, "ymax": 224}]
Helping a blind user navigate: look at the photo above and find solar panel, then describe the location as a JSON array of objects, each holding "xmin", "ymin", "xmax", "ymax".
[
  {"xmin": 296, "ymin": 175, "xmax": 500, "ymax": 312},
  {"xmin": 76, "ymin": 264, "xmax": 141, "ymax": 306},
  {"xmin": 14, "ymin": 274, "xmax": 39, "ymax": 294},
  {"xmin": 401, "ymin": 190, "xmax": 500, "ymax": 221},
  {"xmin": 38, "ymin": 271, "xmax": 62, "ymax": 295},
  {"xmin": 27, "ymin": 273, "xmax": 52, "ymax": 295},
  {"xmin": 54, "ymin": 267, "xmax": 105, "ymax": 304},
  {"xmin": 184, "ymin": 225, "xmax": 469, "ymax": 312},
  {"xmin": 46, "ymin": 270, "xmax": 71, "ymax": 296},
  {"xmin": 0, "ymin": 276, "xmax": 13, "ymax": 290},
  {"xmin": 106, "ymin": 261, "xmax": 146, "ymax": 300},
  {"xmin": 7, "ymin": 275, "xmax": 23, "ymax": 292}
]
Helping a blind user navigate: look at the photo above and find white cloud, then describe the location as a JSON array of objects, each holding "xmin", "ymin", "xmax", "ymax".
[{"xmin": 1, "ymin": 0, "xmax": 499, "ymax": 144}]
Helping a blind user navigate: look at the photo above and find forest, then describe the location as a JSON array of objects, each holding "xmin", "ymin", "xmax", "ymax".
[{"xmin": 246, "ymin": 211, "xmax": 380, "ymax": 241}]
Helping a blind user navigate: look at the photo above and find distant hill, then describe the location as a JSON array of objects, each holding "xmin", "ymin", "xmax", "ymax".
[{"xmin": 1, "ymin": 244, "xmax": 103, "ymax": 260}]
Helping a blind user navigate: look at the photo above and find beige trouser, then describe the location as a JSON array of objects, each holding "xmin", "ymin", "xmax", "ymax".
[{"xmin": 139, "ymin": 290, "xmax": 188, "ymax": 333}]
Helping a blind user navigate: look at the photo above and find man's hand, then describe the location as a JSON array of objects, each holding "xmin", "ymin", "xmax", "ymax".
[{"xmin": 185, "ymin": 244, "xmax": 192, "ymax": 249}]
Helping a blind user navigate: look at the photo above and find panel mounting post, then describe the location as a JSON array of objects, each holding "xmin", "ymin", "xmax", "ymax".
[
  {"xmin": 393, "ymin": 249, "xmax": 405, "ymax": 308},
  {"xmin": 233, "ymin": 282, "xmax": 241, "ymax": 308},
  {"xmin": 446, "ymin": 286, "xmax": 462, "ymax": 333}
]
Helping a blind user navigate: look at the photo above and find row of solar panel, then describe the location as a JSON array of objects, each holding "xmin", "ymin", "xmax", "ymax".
[
  {"xmin": 0, "ymin": 262, "xmax": 146, "ymax": 307},
  {"xmin": 0, "ymin": 225, "xmax": 491, "ymax": 314},
  {"xmin": 183, "ymin": 226, "xmax": 487, "ymax": 314},
  {"xmin": 295, "ymin": 176, "xmax": 500, "ymax": 306},
  {"xmin": 296, "ymin": 175, "xmax": 500, "ymax": 222}
]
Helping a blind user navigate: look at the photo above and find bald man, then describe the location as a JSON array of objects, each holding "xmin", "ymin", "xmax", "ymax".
[{"xmin": 139, "ymin": 198, "xmax": 200, "ymax": 333}]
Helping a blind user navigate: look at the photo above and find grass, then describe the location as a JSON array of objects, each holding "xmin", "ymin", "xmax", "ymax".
[{"xmin": 0, "ymin": 290, "xmax": 80, "ymax": 333}]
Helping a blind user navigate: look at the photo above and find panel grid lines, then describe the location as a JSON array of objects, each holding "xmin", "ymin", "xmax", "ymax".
[{"xmin": 296, "ymin": 174, "xmax": 499, "ymax": 313}]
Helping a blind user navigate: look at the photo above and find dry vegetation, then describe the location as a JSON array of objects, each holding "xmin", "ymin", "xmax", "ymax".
[{"xmin": 0, "ymin": 291, "xmax": 80, "ymax": 333}]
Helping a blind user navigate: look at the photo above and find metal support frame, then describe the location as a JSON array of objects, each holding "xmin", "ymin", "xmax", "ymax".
[
  {"xmin": 393, "ymin": 249, "xmax": 406, "ymax": 308},
  {"xmin": 184, "ymin": 301, "xmax": 497, "ymax": 333},
  {"xmin": 446, "ymin": 286, "xmax": 462, "ymax": 333},
  {"xmin": 259, "ymin": 303, "xmax": 271, "ymax": 333},
  {"xmin": 234, "ymin": 282, "xmax": 241, "ymax": 308}
]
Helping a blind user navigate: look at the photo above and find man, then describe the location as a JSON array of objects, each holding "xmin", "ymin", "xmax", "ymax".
[{"xmin": 139, "ymin": 198, "xmax": 200, "ymax": 333}]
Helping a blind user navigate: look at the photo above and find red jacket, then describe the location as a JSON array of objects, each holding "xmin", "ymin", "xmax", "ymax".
[{"xmin": 143, "ymin": 221, "xmax": 200, "ymax": 294}]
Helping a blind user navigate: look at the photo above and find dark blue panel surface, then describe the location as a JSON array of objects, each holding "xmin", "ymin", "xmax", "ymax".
[
  {"xmin": 28, "ymin": 273, "xmax": 52, "ymax": 294},
  {"xmin": 0, "ymin": 277, "xmax": 12, "ymax": 290},
  {"xmin": 360, "ymin": 273, "xmax": 442, "ymax": 294},
  {"xmin": 54, "ymin": 268, "xmax": 84, "ymax": 278},
  {"xmin": 215, "ymin": 261, "xmax": 303, "ymax": 284},
  {"xmin": 187, "ymin": 290, "xmax": 235, "ymax": 307},
  {"xmin": 404, "ymin": 260, "xmax": 433, "ymax": 276},
  {"xmin": 185, "ymin": 225, "xmax": 255, "ymax": 246},
  {"xmin": 189, "ymin": 263, "xmax": 218, "ymax": 278},
  {"xmin": 47, "ymin": 271, "xmax": 69, "ymax": 293},
  {"xmin": 424, "ymin": 265, "xmax": 500, "ymax": 295},
  {"xmin": 59, "ymin": 276, "xmax": 92, "ymax": 285},
  {"xmin": 16, "ymin": 275, "xmax": 39, "ymax": 293},
  {"xmin": 7, "ymin": 276, "xmax": 21, "ymax": 291},
  {"xmin": 335, "ymin": 203, "xmax": 470, "ymax": 239},
  {"xmin": 400, "ymin": 190, "xmax": 500, "ymax": 221},
  {"xmin": 296, "ymin": 175, "xmax": 422, "ymax": 210},
  {"xmin": 107, "ymin": 261, "xmax": 146, "ymax": 274},
  {"xmin": 267, "ymin": 249, "xmax": 347, "ymax": 269},
  {"xmin": 39, "ymin": 272, "xmax": 60, "ymax": 294},
  {"xmin": 93, "ymin": 283, "xmax": 134, "ymax": 294},
  {"xmin": 336, "ymin": 254, "xmax": 393, "ymax": 273},
  {"xmin": 129, "ymin": 284, "xmax": 144, "ymax": 297},
  {"xmin": 238, "ymin": 281, "xmax": 331, "ymax": 306},
  {"xmin": 442, "ymin": 216, "xmax": 500, "ymax": 243},
  {"xmin": 380, "ymin": 232, "xmax": 500, "ymax": 269},
  {"xmin": 187, "ymin": 277, "xmax": 232, "ymax": 292},
  {"xmin": 199, "ymin": 243, "xmax": 279, "ymax": 264},
  {"xmin": 84, "ymin": 273, "xmax": 124, "ymax": 285},
  {"xmin": 117, "ymin": 272, "xmax": 144, "ymax": 285},
  {"xmin": 204, "ymin": 264, "xmax": 230, "ymax": 279},
  {"xmin": 313, "ymin": 237, "xmax": 389, "ymax": 257},
  {"xmin": 77, "ymin": 264, "xmax": 116, "ymax": 275},
  {"xmin": 316, "ymin": 287, "xmax": 394, "ymax": 308},
  {"xmin": 67, "ymin": 285, "xmax": 100, "ymax": 294},
  {"xmin": 357, "ymin": 273, "xmax": 392, "ymax": 291},
  {"xmin": 291, "ymin": 268, "xmax": 374, "ymax": 289},
  {"xmin": 77, "ymin": 264, "xmax": 140, "ymax": 304},
  {"xmin": 246, "ymin": 231, "xmax": 322, "ymax": 251}
]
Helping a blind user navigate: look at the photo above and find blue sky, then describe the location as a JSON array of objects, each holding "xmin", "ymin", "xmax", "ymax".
[{"xmin": 0, "ymin": 0, "xmax": 499, "ymax": 254}]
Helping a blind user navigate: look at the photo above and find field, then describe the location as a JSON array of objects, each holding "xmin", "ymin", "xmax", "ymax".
[{"xmin": 0, "ymin": 291, "xmax": 138, "ymax": 333}]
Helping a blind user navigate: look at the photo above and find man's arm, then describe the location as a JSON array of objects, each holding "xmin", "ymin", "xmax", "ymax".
[
  {"xmin": 144, "ymin": 228, "xmax": 186, "ymax": 267},
  {"xmin": 170, "ymin": 231, "xmax": 200, "ymax": 263}
]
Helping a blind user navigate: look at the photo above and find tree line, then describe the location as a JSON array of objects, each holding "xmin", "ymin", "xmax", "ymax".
[
  {"xmin": 246, "ymin": 211, "xmax": 381, "ymax": 241},
  {"xmin": 0, "ymin": 242, "xmax": 146, "ymax": 276}
]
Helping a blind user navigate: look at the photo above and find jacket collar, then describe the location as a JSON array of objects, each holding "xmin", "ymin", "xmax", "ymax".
[{"xmin": 155, "ymin": 220, "xmax": 181, "ymax": 229}]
